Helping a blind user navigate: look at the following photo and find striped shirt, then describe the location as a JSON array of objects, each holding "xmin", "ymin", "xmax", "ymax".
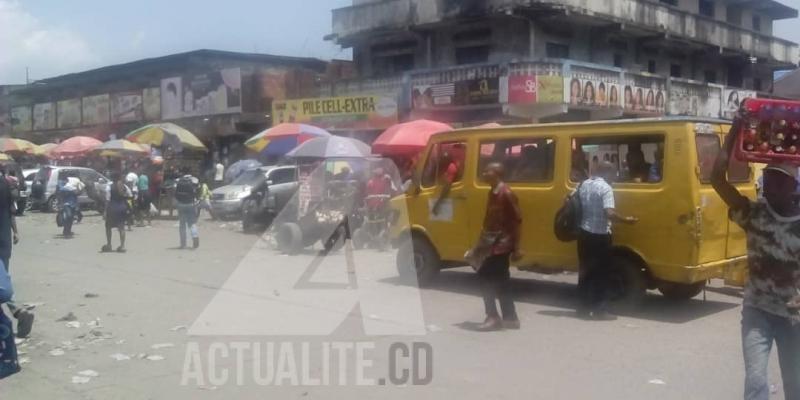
[{"xmin": 578, "ymin": 177, "xmax": 615, "ymax": 235}]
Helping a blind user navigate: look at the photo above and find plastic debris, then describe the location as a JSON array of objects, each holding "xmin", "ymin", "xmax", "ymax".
[
  {"xmin": 84, "ymin": 293, "xmax": 99, "ymax": 298},
  {"xmin": 427, "ymin": 324, "xmax": 442, "ymax": 333},
  {"xmin": 146, "ymin": 355, "xmax": 165, "ymax": 361},
  {"xmin": 169, "ymin": 325, "xmax": 188, "ymax": 332},
  {"xmin": 110, "ymin": 353, "xmax": 131, "ymax": 361},
  {"xmin": 18, "ymin": 357, "xmax": 30, "ymax": 364},
  {"xmin": 71, "ymin": 376, "xmax": 91, "ymax": 384},
  {"xmin": 48, "ymin": 349, "xmax": 65, "ymax": 356},
  {"xmin": 151, "ymin": 343, "xmax": 175, "ymax": 350},
  {"xmin": 57, "ymin": 312, "xmax": 78, "ymax": 322},
  {"xmin": 648, "ymin": 379, "xmax": 667, "ymax": 385},
  {"xmin": 87, "ymin": 318, "xmax": 101, "ymax": 328},
  {"xmin": 78, "ymin": 370, "xmax": 100, "ymax": 377},
  {"xmin": 771, "ymin": 384, "xmax": 779, "ymax": 394},
  {"xmin": 66, "ymin": 321, "xmax": 81, "ymax": 329}
]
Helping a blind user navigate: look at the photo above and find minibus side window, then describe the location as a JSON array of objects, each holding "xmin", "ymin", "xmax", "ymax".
[
  {"xmin": 478, "ymin": 138, "xmax": 555, "ymax": 183},
  {"xmin": 421, "ymin": 142, "xmax": 466, "ymax": 188},
  {"xmin": 571, "ymin": 135, "xmax": 665, "ymax": 184},
  {"xmin": 695, "ymin": 134, "xmax": 750, "ymax": 183}
]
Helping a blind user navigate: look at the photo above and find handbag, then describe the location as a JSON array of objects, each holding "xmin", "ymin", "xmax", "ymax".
[
  {"xmin": 554, "ymin": 182, "xmax": 583, "ymax": 242},
  {"xmin": 465, "ymin": 231, "xmax": 502, "ymax": 272}
]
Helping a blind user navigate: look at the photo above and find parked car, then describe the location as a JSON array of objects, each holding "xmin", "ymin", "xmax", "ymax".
[
  {"xmin": 20, "ymin": 169, "xmax": 38, "ymax": 213},
  {"xmin": 210, "ymin": 168, "xmax": 269, "ymax": 218},
  {"xmin": 241, "ymin": 165, "xmax": 299, "ymax": 232},
  {"xmin": 30, "ymin": 166, "xmax": 110, "ymax": 212}
]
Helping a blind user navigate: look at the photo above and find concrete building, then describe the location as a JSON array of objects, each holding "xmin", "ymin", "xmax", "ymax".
[
  {"xmin": 3, "ymin": 50, "xmax": 328, "ymax": 161},
  {"xmin": 323, "ymin": 0, "xmax": 800, "ymax": 127}
]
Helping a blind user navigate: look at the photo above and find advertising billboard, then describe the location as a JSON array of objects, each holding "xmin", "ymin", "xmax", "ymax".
[
  {"xmin": 722, "ymin": 88, "xmax": 757, "ymax": 119},
  {"xmin": 565, "ymin": 66, "xmax": 622, "ymax": 108},
  {"xmin": 273, "ymin": 95, "xmax": 398, "ymax": 130},
  {"xmin": 143, "ymin": 87, "xmax": 161, "ymax": 121},
  {"xmin": 182, "ymin": 67, "xmax": 242, "ymax": 117},
  {"xmin": 82, "ymin": 94, "xmax": 110, "ymax": 125},
  {"xmin": 161, "ymin": 77, "xmax": 182, "ymax": 120},
  {"xmin": 112, "ymin": 91, "xmax": 143, "ymax": 122},
  {"xmin": 623, "ymin": 74, "xmax": 667, "ymax": 114},
  {"xmin": 10, "ymin": 106, "xmax": 32, "ymax": 133},
  {"xmin": 33, "ymin": 102, "xmax": 56, "ymax": 130},
  {"xmin": 669, "ymin": 81, "xmax": 723, "ymax": 118},
  {"xmin": 57, "ymin": 98, "xmax": 82, "ymax": 128}
]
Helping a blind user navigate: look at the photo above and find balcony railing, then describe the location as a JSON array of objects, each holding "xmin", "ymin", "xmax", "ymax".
[{"xmin": 331, "ymin": 0, "xmax": 799, "ymax": 65}]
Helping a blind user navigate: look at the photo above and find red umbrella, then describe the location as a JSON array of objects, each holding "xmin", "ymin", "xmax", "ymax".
[
  {"xmin": 51, "ymin": 136, "xmax": 102, "ymax": 158},
  {"xmin": 372, "ymin": 120, "xmax": 452, "ymax": 156}
]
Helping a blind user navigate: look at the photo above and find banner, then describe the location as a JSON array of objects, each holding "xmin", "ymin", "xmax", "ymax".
[
  {"xmin": 57, "ymin": 98, "xmax": 82, "ymax": 128},
  {"xmin": 413, "ymin": 78, "xmax": 500, "ymax": 109},
  {"xmin": 623, "ymin": 74, "xmax": 667, "ymax": 114},
  {"xmin": 10, "ymin": 106, "xmax": 32, "ymax": 133},
  {"xmin": 112, "ymin": 91, "xmax": 143, "ymax": 122},
  {"xmin": 566, "ymin": 66, "xmax": 621, "ymax": 108},
  {"xmin": 669, "ymin": 81, "xmax": 723, "ymax": 118},
  {"xmin": 143, "ymin": 87, "xmax": 161, "ymax": 121},
  {"xmin": 33, "ymin": 102, "xmax": 55, "ymax": 130},
  {"xmin": 161, "ymin": 77, "xmax": 182, "ymax": 120},
  {"xmin": 182, "ymin": 67, "xmax": 242, "ymax": 117},
  {"xmin": 273, "ymin": 95, "xmax": 399, "ymax": 130},
  {"xmin": 503, "ymin": 75, "xmax": 564, "ymax": 104},
  {"xmin": 82, "ymin": 94, "xmax": 110, "ymax": 125},
  {"xmin": 723, "ymin": 88, "xmax": 757, "ymax": 119}
]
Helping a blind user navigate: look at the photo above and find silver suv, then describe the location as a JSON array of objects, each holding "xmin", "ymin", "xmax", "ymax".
[{"xmin": 30, "ymin": 166, "xmax": 110, "ymax": 212}]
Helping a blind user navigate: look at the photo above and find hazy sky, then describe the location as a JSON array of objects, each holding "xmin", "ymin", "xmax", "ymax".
[{"xmin": 1, "ymin": 0, "xmax": 799, "ymax": 84}]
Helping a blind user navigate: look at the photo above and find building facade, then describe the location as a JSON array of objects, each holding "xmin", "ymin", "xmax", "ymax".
[
  {"xmin": 318, "ymin": 0, "xmax": 800, "ymax": 131},
  {"xmin": 2, "ymin": 50, "xmax": 328, "ymax": 161}
]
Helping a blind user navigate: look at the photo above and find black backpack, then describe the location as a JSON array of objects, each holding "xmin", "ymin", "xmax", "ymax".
[
  {"xmin": 554, "ymin": 182, "xmax": 583, "ymax": 242},
  {"xmin": 174, "ymin": 176, "xmax": 198, "ymax": 204}
]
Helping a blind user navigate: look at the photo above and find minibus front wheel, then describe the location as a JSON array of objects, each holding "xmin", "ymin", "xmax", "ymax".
[{"xmin": 396, "ymin": 235, "xmax": 440, "ymax": 287}]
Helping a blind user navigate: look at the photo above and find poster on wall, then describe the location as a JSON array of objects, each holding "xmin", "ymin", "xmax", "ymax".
[
  {"xmin": 668, "ymin": 81, "xmax": 723, "ymax": 118},
  {"xmin": 112, "ymin": 91, "xmax": 143, "ymax": 122},
  {"xmin": 623, "ymin": 74, "xmax": 667, "ymax": 114},
  {"xmin": 272, "ymin": 95, "xmax": 399, "ymax": 130},
  {"xmin": 10, "ymin": 106, "xmax": 32, "ymax": 133},
  {"xmin": 412, "ymin": 78, "xmax": 500, "ymax": 109},
  {"xmin": 57, "ymin": 98, "xmax": 82, "ymax": 128},
  {"xmin": 82, "ymin": 94, "xmax": 110, "ymax": 125},
  {"xmin": 258, "ymin": 68, "xmax": 288, "ymax": 101},
  {"xmin": 143, "ymin": 87, "xmax": 161, "ymax": 121},
  {"xmin": 565, "ymin": 66, "xmax": 621, "ymax": 108},
  {"xmin": 160, "ymin": 77, "xmax": 183, "ymax": 120},
  {"xmin": 502, "ymin": 75, "xmax": 564, "ymax": 104},
  {"xmin": 181, "ymin": 67, "xmax": 242, "ymax": 117},
  {"xmin": 723, "ymin": 89, "xmax": 757, "ymax": 119},
  {"xmin": 33, "ymin": 102, "xmax": 56, "ymax": 130}
]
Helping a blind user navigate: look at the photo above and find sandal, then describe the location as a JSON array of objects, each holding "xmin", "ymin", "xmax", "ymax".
[
  {"xmin": 101, "ymin": 244, "xmax": 113, "ymax": 253},
  {"xmin": 116, "ymin": 247, "xmax": 127, "ymax": 253}
]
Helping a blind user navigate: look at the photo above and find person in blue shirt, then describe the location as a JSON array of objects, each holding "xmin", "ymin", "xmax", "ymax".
[{"xmin": 0, "ymin": 259, "xmax": 20, "ymax": 379}]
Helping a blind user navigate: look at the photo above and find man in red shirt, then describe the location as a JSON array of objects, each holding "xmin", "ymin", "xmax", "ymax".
[{"xmin": 471, "ymin": 162, "xmax": 522, "ymax": 331}]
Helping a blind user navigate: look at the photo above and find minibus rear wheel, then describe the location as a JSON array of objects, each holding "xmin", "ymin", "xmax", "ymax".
[
  {"xmin": 396, "ymin": 236, "xmax": 440, "ymax": 287},
  {"xmin": 657, "ymin": 281, "xmax": 705, "ymax": 301}
]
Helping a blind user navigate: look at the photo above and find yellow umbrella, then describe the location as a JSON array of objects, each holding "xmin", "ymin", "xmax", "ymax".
[
  {"xmin": 0, "ymin": 138, "xmax": 36, "ymax": 154},
  {"xmin": 33, "ymin": 143, "xmax": 57, "ymax": 157},
  {"xmin": 94, "ymin": 139, "xmax": 151, "ymax": 158},
  {"xmin": 0, "ymin": 153, "xmax": 15, "ymax": 162},
  {"xmin": 126, "ymin": 123, "xmax": 206, "ymax": 151}
]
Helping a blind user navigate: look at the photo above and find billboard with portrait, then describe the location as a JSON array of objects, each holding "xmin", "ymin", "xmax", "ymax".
[
  {"xmin": 722, "ymin": 89, "xmax": 757, "ymax": 119},
  {"xmin": 82, "ymin": 94, "xmax": 110, "ymax": 125},
  {"xmin": 623, "ymin": 74, "xmax": 667, "ymax": 114},
  {"xmin": 57, "ymin": 98, "xmax": 82, "ymax": 128},
  {"xmin": 33, "ymin": 102, "xmax": 56, "ymax": 130},
  {"xmin": 112, "ymin": 91, "xmax": 143, "ymax": 122},
  {"xmin": 668, "ymin": 81, "xmax": 723, "ymax": 118},
  {"xmin": 143, "ymin": 87, "xmax": 161, "ymax": 121},
  {"xmin": 161, "ymin": 77, "xmax": 182, "ymax": 120},
  {"xmin": 181, "ymin": 68, "xmax": 242, "ymax": 117},
  {"xmin": 565, "ymin": 66, "xmax": 621, "ymax": 108},
  {"xmin": 10, "ymin": 106, "xmax": 32, "ymax": 133}
]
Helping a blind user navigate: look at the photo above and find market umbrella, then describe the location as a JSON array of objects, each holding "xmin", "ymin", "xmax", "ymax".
[
  {"xmin": 0, "ymin": 153, "xmax": 14, "ymax": 162},
  {"xmin": 126, "ymin": 123, "xmax": 207, "ymax": 151},
  {"xmin": 93, "ymin": 139, "xmax": 150, "ymax": 158},
  {"xmin": 287, "ymin": 136, "xmax": 372, "ymax": 159},
  {"xmin": 34, "ymin": 143, "xmax": 58, "ymax": 157},
  {"xmin": 245, "ymin": 123, "xmax": 331, "ymax": 156},
  {"xmin": 372, "ymin": 120, "xmax": 452, "ymax": 156},
  {"xmin": 0, "ymin": 138, "xmax": 37, "ymax": 155},
  {"xmin": 225, "ymin": 159, "xmax": 263, "ymax": 182},
  {"xmin": 51, "ymin": 136, "xmax": 102, "ymax": 158}
]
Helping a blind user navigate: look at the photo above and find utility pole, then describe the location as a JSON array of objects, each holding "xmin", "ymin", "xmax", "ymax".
[{"xmin": 25, "ymin": 67, "xmax": 29, "ymax": 85}]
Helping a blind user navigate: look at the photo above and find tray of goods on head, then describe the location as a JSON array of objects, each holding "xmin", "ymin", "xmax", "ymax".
[{"xmin": 735, "ymin": 98, "xmax": 800, "ymax": 164}]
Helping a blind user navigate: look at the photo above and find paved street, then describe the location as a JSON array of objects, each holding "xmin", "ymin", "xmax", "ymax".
[{"xmin": 0, "ymin": 210, "xmax": 787, "ymax": 399}]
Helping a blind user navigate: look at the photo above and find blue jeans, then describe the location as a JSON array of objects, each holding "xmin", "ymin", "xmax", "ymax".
[
  {"xmin": 176, "ymin": 202, "xmax": 198, "ymax": 247},
  {"xmin": 742, "ymin": 306, "xmax": 800, "ymax": 400}
]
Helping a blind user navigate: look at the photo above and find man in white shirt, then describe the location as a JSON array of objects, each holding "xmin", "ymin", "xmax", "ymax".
[
  {"xmin": 577, "ymin": 161, "xmax": 638, "ymax": 320},
  {"xmin": 214, "ymin": 162, "xmax": 225, "ymax": 187}
]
